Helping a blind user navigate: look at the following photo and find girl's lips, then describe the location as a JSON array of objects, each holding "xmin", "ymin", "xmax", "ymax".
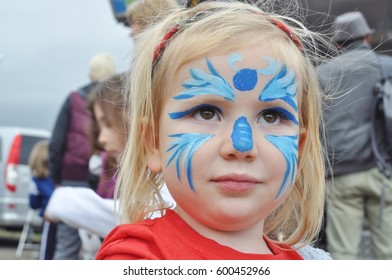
[{"xmin": 212, "ymin": 174, "xmax": 259, "ymax": 193}]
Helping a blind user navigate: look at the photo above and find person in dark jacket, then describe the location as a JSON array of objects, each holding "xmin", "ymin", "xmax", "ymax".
[
  {"xmin": 48, "ymin": 53, "xmax": 116, "ymax": 259},
  {"xmin": 318, "ymin": 11, "xmax": 392, "ymax": 259}
]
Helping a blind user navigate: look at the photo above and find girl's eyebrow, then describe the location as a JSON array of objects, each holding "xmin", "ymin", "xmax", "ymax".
[
  {"xmin": 173, "ymin": 58, "xmax": 235, "ymax": 101},
  {"xmin": 266, "ymin": 107, "xmax": 298, "ymax": 125},
  {"xmin": 259, "ymin": 64, "xmax": 298, "ymax": 112},
  {"xmin": 169, "ymin": 103, "xmax": 222, "ymax": 119}
]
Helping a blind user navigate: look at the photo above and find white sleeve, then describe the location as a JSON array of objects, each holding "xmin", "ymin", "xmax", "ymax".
[
  {"xmin": 29, "ymin": 181, "xmax": 39, "ymax": 195},
  {"xmin": 297, "ymin": 246, "xmax": 333, "ymax": 260},
  {"xmin": 150, "ymin": 183, "xmax": 176, "ymax": 219},
  {"xmin": 45, "ymin": 187, "xmax": 116, "ymax": 238},
  {"xmin": 161, "ymin": 183, "xmax": 176, "ymax": 208},
  {"xmin": 88, "ymin": 154, "xmax": 102, "ymax": 176}
]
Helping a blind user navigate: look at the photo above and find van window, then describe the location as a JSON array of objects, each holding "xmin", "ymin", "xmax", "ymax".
[{"xmin": 19, "ymin": 136, "xmax": 48, "ymax": 165}]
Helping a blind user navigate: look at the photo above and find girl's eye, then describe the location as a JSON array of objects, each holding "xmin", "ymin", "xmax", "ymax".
[
  {"xmin": 192, "ymin": 107, "xmax": 220, "ymax": 121},
  {"xmin": 258, "ymin": 110, "xmax": 281, "ymax": 125}
]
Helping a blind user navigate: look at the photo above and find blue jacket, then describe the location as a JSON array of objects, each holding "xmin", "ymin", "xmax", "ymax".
[{"xmin": 29, "ymin": 177, "xmax": 55, "ymax": 217}]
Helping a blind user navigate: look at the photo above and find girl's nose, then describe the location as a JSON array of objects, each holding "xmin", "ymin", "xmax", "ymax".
[
  {"xmin": 220, "ymin": 116, "xmax": 258, "ymax": 161},
  {"xmin": 98, "ymin": 130, "xmax": 106, "ymax": 148}
]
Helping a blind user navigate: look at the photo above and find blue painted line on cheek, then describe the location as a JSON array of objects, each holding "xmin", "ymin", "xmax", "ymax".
[
  {"xmin": 231, "ymin": 116, "xmax": 253, "ymax": 152},
  {"xmin": 265, "ymin": 134, "xmax": 298, "ymax": 199},
  {"xmin": 166, "ymin": 133, "xmax": 214, "ymax": 191}
]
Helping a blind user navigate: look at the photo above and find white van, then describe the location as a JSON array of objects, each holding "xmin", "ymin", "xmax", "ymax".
[{"xmin": 0, "ymin": 126, "xmax": 51, "ymax": 230}]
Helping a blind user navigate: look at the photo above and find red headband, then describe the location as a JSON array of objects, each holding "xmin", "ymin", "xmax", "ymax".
[
  {"xmin": 152, "ymin": 10, "xmax": 303, "ymax": 66},
  {"xmin": 153, "ymin": 25, "xmax": 181, "ymax": 63}
]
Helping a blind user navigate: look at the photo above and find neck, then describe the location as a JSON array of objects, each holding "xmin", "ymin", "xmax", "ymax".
[{"xmin": 175, "ymin": 207, "xmax": 272, "ymax": 254}]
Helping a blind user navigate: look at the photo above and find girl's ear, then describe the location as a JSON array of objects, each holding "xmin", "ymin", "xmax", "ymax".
[
  {"xmin": 142, "ymin": 119, "xmax": 162, "ymax": 172},
  {"xmin": 298, "ymin": 128, "xmax": 307, "ymax": 157}
]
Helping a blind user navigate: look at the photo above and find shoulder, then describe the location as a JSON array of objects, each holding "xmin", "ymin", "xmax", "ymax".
[
  {"xmin": 316, "ymin": 55, "xmax": 346, "ymax": 78},
  {"xmin": 96, "ymin": 210, "xmax": 179, "ymax": 260},
  {"xmin": 378, "ymin": 54, "xmax": 392, "ymax": 74},
  {"xmin": 297, "ymin": 246, "xmax": 332, "ymax": 260},
  {"xmin": 96, "ymin": 219, "xmax": 163, "ymax": 260},
  {"xmin": 28, "ymin": 180, "xmax": 39, "ymax": 195},
  {"xmin": 78, "ymin": 82, "xmax": 96, "ymax": 98},
  {"xmin": 377, "ymin": 54, "xmax": 392, "ymax": 63}
]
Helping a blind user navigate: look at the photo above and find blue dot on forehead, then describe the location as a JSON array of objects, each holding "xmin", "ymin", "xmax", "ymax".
[{"xmin": 233, "ymin": 68, "xmax": 258, "ymax": 91}]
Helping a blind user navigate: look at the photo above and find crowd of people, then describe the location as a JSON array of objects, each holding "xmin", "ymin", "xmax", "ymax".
[{"xmin": 27, "ymin": 0, "xmax": 392, "ymax": 260}]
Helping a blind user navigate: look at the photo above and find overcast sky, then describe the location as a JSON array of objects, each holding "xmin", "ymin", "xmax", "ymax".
[{"xmin": 0, "ymin": 0, "xmax": 133, "ymax": 131}]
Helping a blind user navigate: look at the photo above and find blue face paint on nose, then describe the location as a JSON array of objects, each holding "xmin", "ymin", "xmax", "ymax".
[{"xmin": 231, "ymin": 116, "xmax": 253, "ymax": 152}]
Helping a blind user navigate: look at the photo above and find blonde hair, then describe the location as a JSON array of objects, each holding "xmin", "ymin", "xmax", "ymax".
[
  {"xmin": 126, "ymin": 0, "xmax": 180, "ymax": 31},
  {"xmin": 89, "ymin": 53, "xmax": 116, "ymax": 82},
  {"xmin": 29, "ymin": 140, "xmax": 50, "ymax": 178},
  {"xmin": 118, "ymin": 0, "xmax": 330, "ymax": 248}
]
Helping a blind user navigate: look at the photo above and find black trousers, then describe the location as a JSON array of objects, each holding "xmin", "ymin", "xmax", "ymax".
[{"xmin": 39, "ymin": 221, "xmax": 57, "ymax": 260}]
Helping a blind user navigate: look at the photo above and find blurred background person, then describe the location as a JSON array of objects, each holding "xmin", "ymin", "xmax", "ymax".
[
  {"xmin": 48, "ymin": 52, "xmax": 117, "ymax": 260},
  {"xmin": 45, "ymin": 73, "xmax": 174, "ymax": 258},
  {"xmin": 45, "ymin": 0, "xmax": 183, "ymax": 258},
  {"xmin": 125, "ymin": 0, "xmax": 180, "ymax": 38},
  {"xmin": 88, "ymin": 74, "xmax": 128, "ymax": 199},
  {"xmin": 318, "ymin": 11, "xmax": 392, "ymax": 259},
  {"xmin": 46, "ymin": 74, "xmax": 128, "ymax": 259},
  {"xmin": 28, "ymin": 140, "xmax": 55, "ymax": 260}
]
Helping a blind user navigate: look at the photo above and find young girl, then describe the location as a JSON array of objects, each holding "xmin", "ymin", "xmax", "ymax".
[
  {"xmin": 46, "ymin": 74, "xmax": 127, "ymax": 228},
  {"xmin": 97, "ymin": 0, "xmax": 330, "ymax": 260},
  {"xmin": 45, "ymin": 75, "xmax": 128, "ymax": 259},
  {"xmin": 28, "ymin": 140, "xmax": 56, "ymax": 260},
  {"xmin": 88, "ymin": 74, "xmax": 128, "ymax": 199}
]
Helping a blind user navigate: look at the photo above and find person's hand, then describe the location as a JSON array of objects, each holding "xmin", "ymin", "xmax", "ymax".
[{"xmin": 44, "ymin": 212, "xmax": 56, "ymax": 223}]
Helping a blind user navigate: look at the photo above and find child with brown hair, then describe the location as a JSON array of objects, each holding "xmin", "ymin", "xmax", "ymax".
[{"xmin": 28, "ymin": 140, "xmax": 56, "ymax": 260}]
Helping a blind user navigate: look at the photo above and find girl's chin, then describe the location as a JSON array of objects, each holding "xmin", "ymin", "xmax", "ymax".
[{"xmin": 202, "ymin": 208, "xmax": 267, "ymax": 228}]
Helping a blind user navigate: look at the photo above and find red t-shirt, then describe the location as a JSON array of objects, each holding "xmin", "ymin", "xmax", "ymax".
[{"xmin": 96, "ymin": 209, "xmax": 303, "ymax": 260}]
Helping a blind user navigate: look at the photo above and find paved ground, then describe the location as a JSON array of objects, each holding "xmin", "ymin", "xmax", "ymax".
[{"xmin": 0, "ymin": 229, "xmax": 38, "ymax": 260}]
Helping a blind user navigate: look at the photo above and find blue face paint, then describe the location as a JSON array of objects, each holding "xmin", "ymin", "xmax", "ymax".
[
  {"xmin": 259, "ymin": 64, "xmax": 298, "ymax": 112},
  {"xmin": 168, "ymin": 54, "xmax": 299, "ymax": 198},
  {"xmin": 233, "ymin": 69, "xmax": 258, "ymax": 91},
  {"xmin": 265, "ymin": 134, "xmax": 298, "ymax": 199},
  {"xmin": 229, "ymin": 54, "xmax": 281, "ymax": 91},
  {"xmin": 169, "ymin": 104, "xmax": 222, "ymax": 120},
  {"xmin": 231, "ymin": 116, "xmax": 253, "ymax": 152},
  {"xmin": 257, "ymin": 57, "xmax": 281, "ymax": 75},
  {"xmin": 166, "ymin": 133, "xmax": 214, "ymax": 191},
  {"xmin": 267, "ymin": 107, "xmax": 298, "ymax": 125},
  {"xmin": 228, "ymin": 53, "xmax": 242, "ymax": 70},
  {"xmin": 174, "ymin": 58, "xmax": 235, "ymax": 101}
]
